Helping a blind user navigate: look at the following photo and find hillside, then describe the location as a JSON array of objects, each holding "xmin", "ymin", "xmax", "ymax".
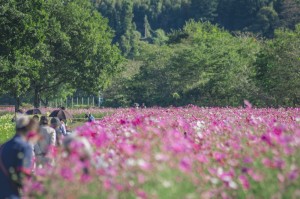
[{"xmin": 96, "ymin": 0, "xmax": 300, "ymax": 56}]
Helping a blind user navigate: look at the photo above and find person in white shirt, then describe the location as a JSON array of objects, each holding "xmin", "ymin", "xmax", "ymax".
[{"xmin": 34, "ymin": 116, "xmax": 56, "ymax": 167}]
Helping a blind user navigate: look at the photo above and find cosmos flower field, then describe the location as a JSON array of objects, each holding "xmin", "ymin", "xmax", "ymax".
[{"xmin": 3, "ymin": 107, "xmax": 300, "ymax": 198}]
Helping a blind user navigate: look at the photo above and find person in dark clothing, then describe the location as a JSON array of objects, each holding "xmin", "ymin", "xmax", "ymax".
[
  {"xmin": 85, "ymin": 113, "xmax": 95, "ymax": 122},
  {"xmin": 0, "ymin": 116, "xmax": 39, "ymax": 199}
]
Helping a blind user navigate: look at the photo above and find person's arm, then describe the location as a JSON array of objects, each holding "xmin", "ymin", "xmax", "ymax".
[
  {"xmin": 61, "ymin": 124, "xmax": 67, "ymax": 136},
  {"xmin": 50, "ymin": 129, "xmax": 56, "ymax": 146}
]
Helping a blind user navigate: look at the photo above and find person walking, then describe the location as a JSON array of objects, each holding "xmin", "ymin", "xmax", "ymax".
[
  {"xmin": 34, "ymin": 116, "xmax": 56, "ymax": 168},
  {"xmin": 0, "ymin": 116, "xmax": 39, "ymax": 199},
  {"xmin": 50, "ymin": 117, "xmax": 63, "ymax": 146},
  {"xmin": 59, "ymin": 119, "xmax": 67, "ymax": 136}
]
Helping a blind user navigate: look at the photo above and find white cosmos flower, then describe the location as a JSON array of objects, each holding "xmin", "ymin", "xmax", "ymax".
[
  {"xmin": 229, "ymin": 181, "xmax": 238, "ymax": 189},
  {"xmin": 126, "ymin": 158, "xmax": 136, "ymax": 166}
]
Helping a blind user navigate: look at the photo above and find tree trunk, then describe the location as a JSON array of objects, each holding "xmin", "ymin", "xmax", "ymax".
[
  {"xmin": 15, "ymin": 96, "xmax": 21, "ymax": 112},
  {"xmin": 34, "ymin": 88, "xmax": 41, "ymax": 108}
]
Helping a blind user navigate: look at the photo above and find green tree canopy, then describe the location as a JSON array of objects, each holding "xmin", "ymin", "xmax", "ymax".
[{"xmin": 0, "ymin": 0, "xmax": 123, "ymax": 108}]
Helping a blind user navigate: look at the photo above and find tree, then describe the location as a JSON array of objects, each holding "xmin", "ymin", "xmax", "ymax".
[
  {"xmin": 121, "ymin": 21, "xmax": 261, "ymax": 107},
  {"xmin": 189, "ymin": 0, "xmax": 219, "ymax": 22},
  {"xmin": 166, "ymin": 21, "xmax": 260, "ymax": 106},
  {"xmin": 249, "ymin": 6, "xmax": 279, "ymax": 37},
  {"xmin": 152, "ymin": 29, "xmax": 169, "ymax": 45},
  {"xmin": 0, "ymin": 0, "xmax": 123, "ymax": 108},
  {"xmin": 277, "ymin": 0, "xmax": 300, "ymax": 29},
  {"xmin": 256, "ymin": 25, "xmax": 300, "ymax": 106},
  {"xmin": 32, "ymin": 0, "xmax": 123, "ymax": 107},
  {"xmin": 217, "ymin": 0, "xmax": 277, "ymax": 31},
  {"xmin": 0, "ymin": 0, "xmax": 47, "ymax": 110},
  {"xmin": 143, "ymin": 15, "xmax": 152, "ymax": 39}
]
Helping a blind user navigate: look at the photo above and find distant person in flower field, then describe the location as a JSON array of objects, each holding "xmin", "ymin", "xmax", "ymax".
[
  {"xmin": 59, "ymin": 119, "xmax": 67, "ymax": 136},
  {"xmin": 134, "ymin": 103, "xmax": 139, "ymax": 109},
  {"xmin": 32, "ymin": 115, "xmax": 39, "ymax": 122},
  {"xmin": 0, "ymin": 116, "xmax": 39, "ymax": 199},
  {"xmin": 34, "ymin": 116, "xmax": 56, "ymax": 167},
  {"xmin": 85, "ymin": 113, "xmax": 95, "ymax": 122},
  {"xmin": 141, "ymin": 103, "xmax": 146, "ymax": 109},
  {"xmin": 62, "ymin": 133, "xmax": 93, "ymax": 174},
  {"xmin": 51, "ymin": 117, "xmax": 63, "ymax": 146}
]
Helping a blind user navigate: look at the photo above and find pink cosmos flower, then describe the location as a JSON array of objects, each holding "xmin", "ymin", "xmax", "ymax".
[
  {"xmin": 239, "ymin": 175, "xmax": 250, "ymax": 190},
  {"xmin": 179, "ymin": 157, "xmax": 192, "ymax": 172}
]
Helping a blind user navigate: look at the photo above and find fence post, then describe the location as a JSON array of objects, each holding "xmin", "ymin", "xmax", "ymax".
[{"xmin": 93, "ymin": 97, "xmax": 95, "ymax": 107}]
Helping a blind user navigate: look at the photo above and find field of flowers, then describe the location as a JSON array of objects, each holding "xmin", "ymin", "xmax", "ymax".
[{"xmin": 21, "ymin": 106, "xmax": 300, "ymax": 199}]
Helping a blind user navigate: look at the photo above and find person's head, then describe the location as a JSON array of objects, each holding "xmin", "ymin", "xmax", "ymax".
[
  {"xmin": 60, "ymin": 106, "xmax": 66, "ymax": 110},
  {"xmin": 16, "ymin": 115, "xmax": 39, "ymax": 137},
  {"xmin": 33, "ymin": 115, "xmax": 39, "ymax": 122},
  {"xmin": 50, "ymin": 117, "xmax": 61, "ymax": 128},
  {"xmin": 40, "ymin": 116, "xmax": 49, "ymax": 125},
  {"xmin": 85, "ymin": 114, "xmax": 89, "ymax": 118}
]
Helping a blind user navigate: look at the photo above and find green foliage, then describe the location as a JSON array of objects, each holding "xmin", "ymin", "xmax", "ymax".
[
  {"xmin": 256, "ymin": 24, "xmax": 300, "ymax": 106},
  {"xmin": 248, "ymin": 6, "xmax": 279, "ymax": 37},
  {"xmin": 105, "ymin": 21, "xmax": 299, "ymax": 107},
  {"xmin": 1, "ymin": 0, "xmax": 299, "ymax": 108},
  {"xmin": 0, "ymin": 0, "xmax": 123, "ymax": 108},
  {"xmin": 112, "ymin": 21, "xmax": 260, "ymax": 107},
  {"xmin": 0, "ymin": 0, "xmax": 47, "ymax": 109},
  {"xmin": 96, "ymin": 0, "xmax": 299, "ymax": 56},
  {"xmin": 0, "ymin": 115, "xmax": 14, "ymax": 144}
]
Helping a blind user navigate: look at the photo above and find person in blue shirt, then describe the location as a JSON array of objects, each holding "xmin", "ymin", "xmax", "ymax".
[
  {"xmin": 0, "ymin": 116, "xmax": 39, "ymax": 199},
  {"xmin": 85, "ymin": 113, "xmax": 95, "ymax": 122}
]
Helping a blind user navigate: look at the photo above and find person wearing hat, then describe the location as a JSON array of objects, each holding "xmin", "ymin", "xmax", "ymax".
[
  {"xmin": 34, "ymin": 116, "xmax": 56, "ymax": 167},
  {"xmin": 0, "ymin": 115, "xmax": 39, "ymax": 199}
]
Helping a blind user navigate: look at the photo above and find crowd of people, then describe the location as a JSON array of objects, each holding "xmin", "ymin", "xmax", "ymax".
[{"xmin": 0, "ymin": 111, "xmax": 94, "ymax": 199}]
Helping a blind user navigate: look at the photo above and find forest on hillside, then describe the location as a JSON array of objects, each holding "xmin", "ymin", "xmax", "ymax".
[
  {"xmin": 96, "ymin": 0, "xmax": 300, "ymax": 107},
  {"xmin": 96, "ymin": 0, "xmax": 300, "ymax": 57}
]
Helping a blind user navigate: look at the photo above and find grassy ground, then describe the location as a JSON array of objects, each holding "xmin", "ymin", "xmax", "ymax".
[
  {"xmin": 0, "ymin": 114, "xmax": 15, "ymax": 144},
  {"xmin": 0, "ymin": 112, "xmax": 109, "ymax": 144}
]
